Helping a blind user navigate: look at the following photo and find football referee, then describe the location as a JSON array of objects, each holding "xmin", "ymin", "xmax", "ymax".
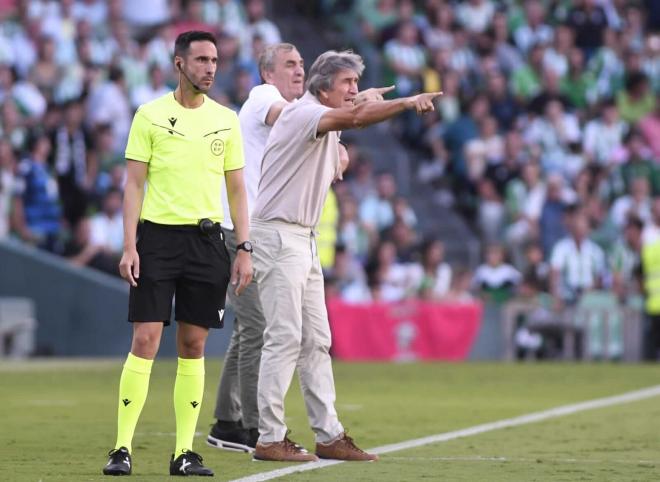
[{"xmin": 102, "ymin": 31, "xmax": 252, "ymax": 477}]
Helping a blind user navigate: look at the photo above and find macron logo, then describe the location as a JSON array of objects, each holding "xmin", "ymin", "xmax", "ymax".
[
  {"xmin": 122, "ymin": 399, "xmax": 131, "ymax": 407},
  {"xmin": 218, "ymin": 309, "xmax": 225, "ymax": 321},
  {"xmin": 191, "ymin": 401, "xmax": 199, "ymax": 408}
]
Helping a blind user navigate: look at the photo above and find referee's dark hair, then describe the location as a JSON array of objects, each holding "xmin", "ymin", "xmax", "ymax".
[{"xmin": 174, "ymin": 30, "xmax": 217, "ymax": 58}]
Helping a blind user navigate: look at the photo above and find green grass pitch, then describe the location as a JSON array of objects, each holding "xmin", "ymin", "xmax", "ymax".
[{"xmin": 2, "ymin": 360, "xmax": 660, "ymax": 481}]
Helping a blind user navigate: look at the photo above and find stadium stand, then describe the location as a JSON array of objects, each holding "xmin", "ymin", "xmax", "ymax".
[{"xmin": 1, "ymin": 0, "xmax": 659, "ymax": 359}]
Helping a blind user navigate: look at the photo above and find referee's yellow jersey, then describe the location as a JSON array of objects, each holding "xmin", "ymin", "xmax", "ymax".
[{"xmin": 125, "ymin": 93, "xmax": 245, "ymax": 225}]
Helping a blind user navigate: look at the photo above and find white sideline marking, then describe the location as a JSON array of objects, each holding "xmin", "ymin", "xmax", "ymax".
[
  {"xmin": 229, "ymin": 384, "xmax": 660, "ymax": 482},
  {"xmin": 386, "ymin": 456, "xmax": 660, "ymax": 465}
]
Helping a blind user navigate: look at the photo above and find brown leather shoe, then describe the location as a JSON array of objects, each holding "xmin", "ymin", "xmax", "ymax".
[
  {"xmin": 315, "ymin": 432, "xmax": 378, "ymax": 461},
  {"xmin": 254, "ymin": 433, "xmax": 319, "ymax": 462}
]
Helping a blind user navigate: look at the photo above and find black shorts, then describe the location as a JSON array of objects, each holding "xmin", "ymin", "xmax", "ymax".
[{"xmin": 128, "ymin": 220, "xmax": 231, "ymax": 328}]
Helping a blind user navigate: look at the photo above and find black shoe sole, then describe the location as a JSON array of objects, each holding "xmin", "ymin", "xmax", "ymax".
[
  {"xmin": 207, "ymin": 434, "xmax": 255, "ymax": 453},
  {"xmin": 170, "ymin": 472, "xmax": 214, "ymax": 476},
  {"xmin": 102, "ymin": 469, "xmax": 131, "ymax": 476}
]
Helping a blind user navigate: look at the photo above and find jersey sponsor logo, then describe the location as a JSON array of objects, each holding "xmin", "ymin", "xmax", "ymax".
[
  {"xmin": 168, "ymin": 117, "xmax": 177, "ymax": 127},
  {"xmin": 210, "ymin": 139, "xmax": 224, "ymax": 156}
]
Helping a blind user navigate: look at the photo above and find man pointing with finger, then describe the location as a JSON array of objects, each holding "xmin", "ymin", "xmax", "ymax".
[
  {"xmin": 251, "ymin": 49, "xmax": 441, "ymax": 462},
  {"xmin": 102, "ymin": 31, "xmax": 252, "ymax": 477}
]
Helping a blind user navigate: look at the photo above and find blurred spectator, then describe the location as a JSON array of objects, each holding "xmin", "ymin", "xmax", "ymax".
[
  {"xmin": 172, "ymin": 0, "xmax": 213, "ymax": 38},
  {"xmin": 443, "ymin": 94, "xmax": 489, "ymax": 182},
  {"xmin": 241, "ymin": 0, "xmax": 281, "ymax": 61},
  {"xmin": 392, "ymin": 196, "xmax": 417, "ymax": 228},
  {"xmin": 566, "ymin": 0, "xmax": 609, "ymax": 56},
  {"xmin": 486, "ymin": 69, "xmax": 520, "ymax": 131},
  {"xmin": 384, "ymin": 21, "xmax": 425, "ymax": 97},
  {"xmin": 72, "ymin": 0, "xmax": 109, "ymax": 30},
  {"xmin": 11, "ymin": 131, "xmax": 61, "ymax": 252},
  {"xmin": 471, "ymin": 243, "xmax": 521, "ymax": 304},
  {"xmin": 505, "ymin": 160, "xmax": 546, "ymax": 268},
  {"xmin": 0, "ymin": 97, "xmax": 27, "ymax": 151},
  {"xmin": 543, "ymin": 24, "xmax": 573, "ymax": 78},
  {"xmin": 559, "ymin": 47, "xmax": 595, "ymax": 109},
  {"xmin": 612, "ymin": 130, "xmax": 660, "ymax": 197},
  {"xmin": 387, "ymin": 218, "xmax": 418, "ymax": 263},
  {"xmin": 514, "ymin": 0, "xmax": 553, "ymax": 55},
  {"xmin": 524, "ymin": 99, "xmax": 580, "ymax": 174},
  {"xmin": 527, "ymin": 67, "xmax": 572, "ymax": 116},
  {"xmin": 455, "ymin": 0, "xmax": 494, "ymax": 35},
  {"xmin": 51, "ymin": 98, "xmax": 96, "ymax": 227},
  {"xmin": 418, "ymin": 239, "xmax": 452, "ymax": 301},
  {"xmin": 328, "ymin": 245, "xmax": 370, "ymax": 303},
  {"xmin": 202, "ymin": 0, "xmax": 246, "ymax": 38},
  {"xmin": 442, "ymin": 266, "xmax": 474, "ymax": 303},
  {"xmin": 464, "ymin": 115, "xmax": 504, "ymax": 184},
  {"xmin": 539, "ymin": 174, "xmax": 570, "ymax": 258},
  {"xmin": 423, "ymin": 2, "xmax": 453, "ymax": 51},
  {"xmin": 477, "ymin": 177, "xmax": 505, "ymax": 243},
  {"xmin": 337, "ymin": 194, "xmax": 371, "ymax": 264},
  {"xmin": 587, "ymin": 28, "xmax": 626, "ymax": 102},
  {"xmin": 88, "ymin": 187, "xmax": 123, "ymax": 255},
  {"xmin": 130, "ymin": 63, "xmax": 170, "ymax": 109},
  {"xmin": 609, "ymin": 176, "xmax": 652, "ymax": 229},
  {"xmin": 485, "ymin": 131, "xmax": 524, "ymax": 198},
  {"xmin": 29, "ymin": 35, "xmax": 60, "ymax": 102},
  {"xmin": 638, "ymin": 99, "xmax": 660, "ymax": 160},
  {"xmin": 40, "ymin": 0, "xmax": 78, "ymax": 65},
  {"xmin": 489, "ymin": 10, "xmax": 523, "ymax": 76},
  {"xmin": 511, "ymin": 43, "xmax": 545, "ymax": 101},
  {"xmin": 582, "ymin": 99, "xmax": 627, "ymax": 166},
  {"xmin": 62, "ymin": 217, "xmax": 120, "ymax": 276},
  {"xmin": 368, "ymin": 239, "xmax": 421, "ymax": 302},
  {"xmin": 0, "ymin": 138, "xmax": 16, "ymax": 239},
  {"xmin": 359, "ymin": 171, "xmax": 397, "ymax": 234},
  {"xmin": 550, "ymin": 211, "xmax": 606, "ymax": 309},
  {"xmin": 86, "ymin": 65, "xmax": 131, "ymax": 153},
  {"xmin": 616, "ymin": 71, "xmax": 656, "ymax": 124},
  {"xmin": 519, "ymin": 242, "xmax": 550, "ymax": 297},
  {"xmin": 122, "ymin": 0, "xmax": 170, "ymax": 30},
  {"xmin": 609, "ymin": 216, "xmax": 643, "ymax": 300},
  {"xmin": 347, "ymin": 152, "xmax": 376, "ymax": 204}
]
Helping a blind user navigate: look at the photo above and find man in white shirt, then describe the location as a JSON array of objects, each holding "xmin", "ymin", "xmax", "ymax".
[
  {"xmin": 207, "ymin": 43, "xmax": 305, "ymax": 453},
  {"xmin": 89, "ymin": 187, "xmax": 124, "ymax": 254},
  {"xmin": 250, "ymin": 50, "xmax": 440, "ymax": 462},
  {"xmin": 550, "ymin": 211, "xmax": 606, "ymax": 308}
]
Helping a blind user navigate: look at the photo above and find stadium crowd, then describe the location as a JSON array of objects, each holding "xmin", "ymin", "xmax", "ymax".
[{"xmin": 1, "ymin": 0, "xmax": 660, "ymax": 347}]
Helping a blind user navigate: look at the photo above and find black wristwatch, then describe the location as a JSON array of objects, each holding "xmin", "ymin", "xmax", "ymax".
[{"xmin": 236, "ymin": 241, "xmax": 253, "ymax": 253}]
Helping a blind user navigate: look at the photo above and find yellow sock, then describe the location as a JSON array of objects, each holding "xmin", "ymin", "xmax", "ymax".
[
  {"xmin": 174, "ymin": 357, "xmax": 205, "ymax": 455},
  {"xmin": 115, "ymin": 353, "xmax": 153, "ymax": 453}
]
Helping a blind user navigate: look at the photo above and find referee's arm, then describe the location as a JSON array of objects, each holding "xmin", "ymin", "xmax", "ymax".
[
  {"xmin": 225, "ymin": 167, "xmax": 253, "ymax": 295},
  {"xmin": 118, "ymin": 160, "xmax": 148, "ymax": 286}
]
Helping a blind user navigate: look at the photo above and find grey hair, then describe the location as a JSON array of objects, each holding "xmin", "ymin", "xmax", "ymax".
[
  {"xmin": 306, "ymin": 50, "xmax": 364, "ymax": 97},
  {"xmin": 258, "ymin": 43, "xmax": 296, "ymax": 82}
]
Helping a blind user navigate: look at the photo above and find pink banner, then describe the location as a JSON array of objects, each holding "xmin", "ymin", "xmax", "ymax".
[{"xmin": 326, "ymin": 299, "xmax": 482, "ymax": 361}]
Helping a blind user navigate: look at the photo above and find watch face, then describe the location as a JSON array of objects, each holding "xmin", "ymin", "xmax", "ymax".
[{"xmin": 239, "ymin": 241, "xmax": 253, "ymax": 252}]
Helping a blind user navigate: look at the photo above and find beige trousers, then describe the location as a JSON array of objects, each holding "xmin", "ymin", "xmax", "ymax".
[{"xmin": 251, "ymin": 218, "xmax": 344, "ymax": 443}]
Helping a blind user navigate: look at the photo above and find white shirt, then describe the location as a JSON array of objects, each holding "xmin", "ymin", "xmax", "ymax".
[
  {"xmin": 89, "ymin": 212, "xmax": 124, "ymax": 253},
  {"xmin": 472, "ymin": 264, "xmax": 521, "ymax": 289},
  {"xmin": 221, "ymin": 84, "xmax": 284, "ymax": 230},
  {"xmin": 550, "ymin": 237, "xmax": 605, "ymax": 300}
]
